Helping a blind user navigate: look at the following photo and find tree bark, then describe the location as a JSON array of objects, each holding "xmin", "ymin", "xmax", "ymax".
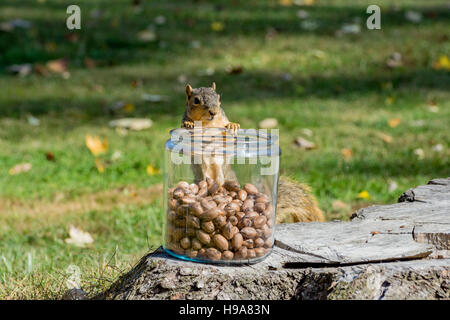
[{"xmin": 101, "ymin": 178, "xmax": 450, "ymax": 300}]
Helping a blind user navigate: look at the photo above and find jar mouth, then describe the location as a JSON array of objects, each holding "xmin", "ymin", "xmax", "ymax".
[{"xmin": 166, "ymin": 127, "xmax": 280, "ymax": 157}]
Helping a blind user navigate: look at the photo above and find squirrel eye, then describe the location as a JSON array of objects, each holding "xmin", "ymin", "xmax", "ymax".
[{"xmin": 193, "ymin": 97, "xmax": 200, "ymax": 105}]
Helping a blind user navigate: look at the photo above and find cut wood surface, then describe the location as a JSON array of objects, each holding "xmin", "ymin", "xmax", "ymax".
[{"xmin": 102, "ymin": 178, "xmax": 450, "ymax": 300}]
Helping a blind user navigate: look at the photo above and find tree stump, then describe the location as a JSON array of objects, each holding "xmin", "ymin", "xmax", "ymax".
[{"xmin": 102, "ymin": 178, "xmax": 450, "ymax": 300}]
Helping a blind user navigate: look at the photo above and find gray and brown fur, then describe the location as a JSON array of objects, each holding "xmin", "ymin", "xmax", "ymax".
[{"xmin": 181, "ymin": 83, "xmax": 324, "ymax": 223}]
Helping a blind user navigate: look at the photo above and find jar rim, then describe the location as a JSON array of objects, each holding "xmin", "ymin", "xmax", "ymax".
[{"xmin": 166, "ymin": 128, "xmax": 280, "ymax": 157}]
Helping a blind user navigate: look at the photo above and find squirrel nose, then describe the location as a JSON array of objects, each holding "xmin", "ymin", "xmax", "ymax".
[{"xmin": 209, "ymin": 110, "xmax": 217, "ymax": 116}]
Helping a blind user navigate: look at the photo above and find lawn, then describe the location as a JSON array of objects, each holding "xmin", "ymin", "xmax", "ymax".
[{"xmin": 0, "ymin": 0, "xmax": 448, "ymax": 299}]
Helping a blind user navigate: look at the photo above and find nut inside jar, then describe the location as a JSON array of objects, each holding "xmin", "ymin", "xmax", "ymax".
[{"xmin": 165, "ymin": 179, "xmax": 274, "ymax": 262}]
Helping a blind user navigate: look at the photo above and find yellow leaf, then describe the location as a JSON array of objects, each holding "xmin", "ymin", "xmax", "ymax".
[
  {"xmin": 432, "ymin": 55, "xmax": 450, "ymax": 70},
  {"xmin": 388, "ymin": 118, "xmax": 401, "ymax": 128},
  {"xmin": 123, "ymin": 103, "xmax": 134, "ymax": 113},
  {"xmin": 357, "ymin": 190, "xmax": 371, "ymax": 199},
  {"xmin": 385, "ymin": 96, "xmax": 395, "ymax": 105},
  {"xmin": 303, "ymin": 0, "xmax": 316, "ymax": 5},
  {"xmin": 85, "ymin": 134, "xmax": 108, "ymax": 156},
  {"xmin": 211, "ymin": 21, "xmax": 224, "ymax": 32},
  {"xmin": 279, "ymin": 0, "xmax": 293, "ymax": 6},
  {"xmin": 9, "ymin": 163, "xmax": 32, "ymax": 175},
  {"xmin": 146, "ymin": 165, "xmax": 160, "ymax": 175},
  {"xmin": 340, "ymin": 148, "xmax": 353, "ymax": 160},
  {"xmin": 95, "ymin": 158, "xmax": 105, "ymax": 173}
]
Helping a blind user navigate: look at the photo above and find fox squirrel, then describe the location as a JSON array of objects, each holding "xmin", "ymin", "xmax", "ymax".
[{"xmin": 182, "ymin": 82, "xmax": 324, "ymax": 223}]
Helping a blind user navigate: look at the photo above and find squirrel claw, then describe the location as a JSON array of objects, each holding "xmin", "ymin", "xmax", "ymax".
[
  {"xmin": 225, "ymin": 122, "xmax": 240, "ymax": 133},
  {"xmin": 183, "ymin": 121, "xmax": 195, "ymax": 129}
]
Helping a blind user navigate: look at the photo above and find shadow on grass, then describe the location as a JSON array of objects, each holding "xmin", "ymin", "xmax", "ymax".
[
  {"xmin": 1, "ymin": 67, "xmax": 448, "ymax": 117},
  {"xmin": 0, "ymin": 0, "xmax": 449, "ymax": 67}
]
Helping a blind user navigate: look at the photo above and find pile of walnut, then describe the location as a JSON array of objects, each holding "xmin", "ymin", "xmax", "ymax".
[{"xmin": 166, "ymin": 178, "xmax": 274, "ymax": 262}]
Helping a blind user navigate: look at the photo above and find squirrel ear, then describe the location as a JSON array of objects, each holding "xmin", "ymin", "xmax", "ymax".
[
  {"xmin": 186, "ymin": 84, "xmax": 193, "ymax": 97},
  {"xmin": 211, "ymin": 82, "xmax": 216, "ymax": 91}
]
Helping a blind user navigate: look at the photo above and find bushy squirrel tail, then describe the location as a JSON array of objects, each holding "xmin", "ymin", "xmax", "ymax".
[{"xmin": 276, "ymin": 176, "xmax": 325, "ymax": 223}]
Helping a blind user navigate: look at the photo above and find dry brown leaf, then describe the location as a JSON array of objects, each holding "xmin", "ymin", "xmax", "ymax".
[
  {"xmin": 9, "ymin": 163, "xmax": 32, "ymax": 175},
  {"xmin": 294, "ymin": 137, "xmax": 316, "ymax": 150},
  {"xmin": 259, "ymin": 118, "xmax": 278, "ymax": 129},
  {"xmin": 45, "ymin": 151, "xmax": 55, "ymax": 161},
  {"xmin": 46, "ymin": 58, "xmax": 68, "ymax": 73}
]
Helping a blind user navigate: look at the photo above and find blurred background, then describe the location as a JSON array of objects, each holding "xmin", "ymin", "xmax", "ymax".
[{"xmin": 0, "ymin": 0, "xmax": 448, "ymax": 298}]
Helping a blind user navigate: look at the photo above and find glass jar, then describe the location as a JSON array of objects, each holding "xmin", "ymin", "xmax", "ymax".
[{"xmin": 163, "ymin": 127, "xmax": 280, "ymax": 264}]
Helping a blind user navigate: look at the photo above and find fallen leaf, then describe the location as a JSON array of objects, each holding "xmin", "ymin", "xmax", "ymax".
[
  {"xmin": 123, "ymin": 103, "xmax": 134, "ymax": 113},
  {"xmin": 332, "ymin": 200, "xmax": 348, "ymax": 211},
  {"xmin": 154, "ymin": 15, "xmax": 166, "ymax": 25},
  {"xmin": 9, "ymin": 163, "xmax": 32, "ymax": 175},
  {"xmin": 259, "ymin": 118, "xmax": 278, "ymax": 129},
  {"xmin": 339, "ymin": 23, "xmax": 360, "ymax": 35},
  {"xmin": 94, "ymin": 158, "xmax": 105, "ymax": 173},
  {"xmin": 137, "ymin": 29, "xmax": 156, "ymax": 42},
  {"xmin": 388, "ymin": 118, "xmax": 401, "ymax": 128},
  {"xmin": 46, "ymin": 58, "xmax": 68, "ymax": 73},
  {"xmin": 293, "ymin": 137, "xmax": 316, "ymax": 150},
  {"xmin": 141, "ymin": 94, "xmax": 169, "ymax": 102},
  {"xmin": 85, "ymin": 134, "xmax": 108, "ymax": 156},
  {"xmin": 411, "ymin": 119, "xmax": 425, "ymax": 127},
  {"xmin": 414, "ymin": 148, "xmax": 425, "ymax": 160},
  {"xmin": 84, "ymin": 57, "xmax": 96, "ymax": 69},
  {"xmin": 370, "ymin": 231, "xmax": 379, "ymax": 235},
  {"xmin": 432, "ymin": 55, "xmax": 450, "ymax": 70},
  {"xmin": 190, "ymin": 40, "xmax": 201, "ymax": 49},
  {"xmin": 146, "ymin": 165, "xmax": 160, "ymax": 175},
  {"xmin": 65, "ymin": 225, "xmax": 94, "ymax": 247},
  {"xmin": 45, "ymin": 151, "xmax": 55, "ymax": 161},
  {"xmin": 386, "ymin": 52, "xmax": 403, "ymax": 68},
  {"xmin": 388, "ymin": 181, "xmax": 398, "ymax": 193},
  {"xmin": 111, "ymin": 150, "xmax": 122, "ymax": 161},
  {"xmin": 375, "ymin": 132, "xmax": 393, "ymax": 143},
  {"xmin": 357, "ymin": 190, "xmax": 371, "ymax": 199},
  {"xmin": 341, "ymin": 148, "xmax": 353, "ymax": 160},
  {"xmin": 296, "ymin": 10, "xmax": 309, "ymax": 19},
  {"xmin": 108, "ymin": 118, "xmax": 153, "ymax": 131},
  {"xmin": 405, "ymin": 10, "xmax": 422, "ymax": 23},
  {"xmin": 33, "ymin": 63, "xmax": 49, "ymax": 76},
  {"xmin": 27, "ymin": 115, "xmax": 40, "ymax": 126},
  {"xmin": 300, "ymin": 20, "xmax": 318, "ymax": 31},
  {"xmin": 211, "ymin": 21, "xmax": 224, "ymax": 32},
  {"xmin": 225, "ymin": 65, "xmax": 243, "ymax": 75},
  {"xmin": 7, "ymin": 64, "xmax": 32, "ymax": 77},
  {"xmin": 432, "ymin": 144, "xmax": 443, "ymax": 152},
  {"xmin": 279, "ymin": 0, "xmax": 293, "ymax": 6},
  {"xmin": 385, "ymin": 96, "xmax": 395, "ymax": 105},
  {"xmin": 301, "ymin": 128, "xmax": 313, "ymax": 137},
  {"xmin": 130, "ymin": 79, "xmax": 142, "ymax": 88}
]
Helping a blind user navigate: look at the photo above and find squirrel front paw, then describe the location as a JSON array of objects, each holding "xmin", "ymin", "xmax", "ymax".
[
  {"xmin": 225, "ymin": 122, "xmax": 240, "ymax": 133},
  {"xmin": 182, "ymin": 120, "xmax": 195, "ymax": 129}
]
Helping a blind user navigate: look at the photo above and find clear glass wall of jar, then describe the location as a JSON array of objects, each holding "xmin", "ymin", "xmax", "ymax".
[{"xmin": 163, "ymin": 128, "xmax": 280, "ymax": 264}]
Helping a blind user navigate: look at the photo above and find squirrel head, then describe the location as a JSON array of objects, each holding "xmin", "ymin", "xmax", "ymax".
[{"xmin": 185, "ymin": 82, "xmax": 221, "ymax": 121}]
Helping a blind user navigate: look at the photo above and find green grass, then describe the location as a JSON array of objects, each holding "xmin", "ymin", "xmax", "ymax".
[{"xmin": 0, "ymin": 0, "xmax": 449, "ymax": 298}]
